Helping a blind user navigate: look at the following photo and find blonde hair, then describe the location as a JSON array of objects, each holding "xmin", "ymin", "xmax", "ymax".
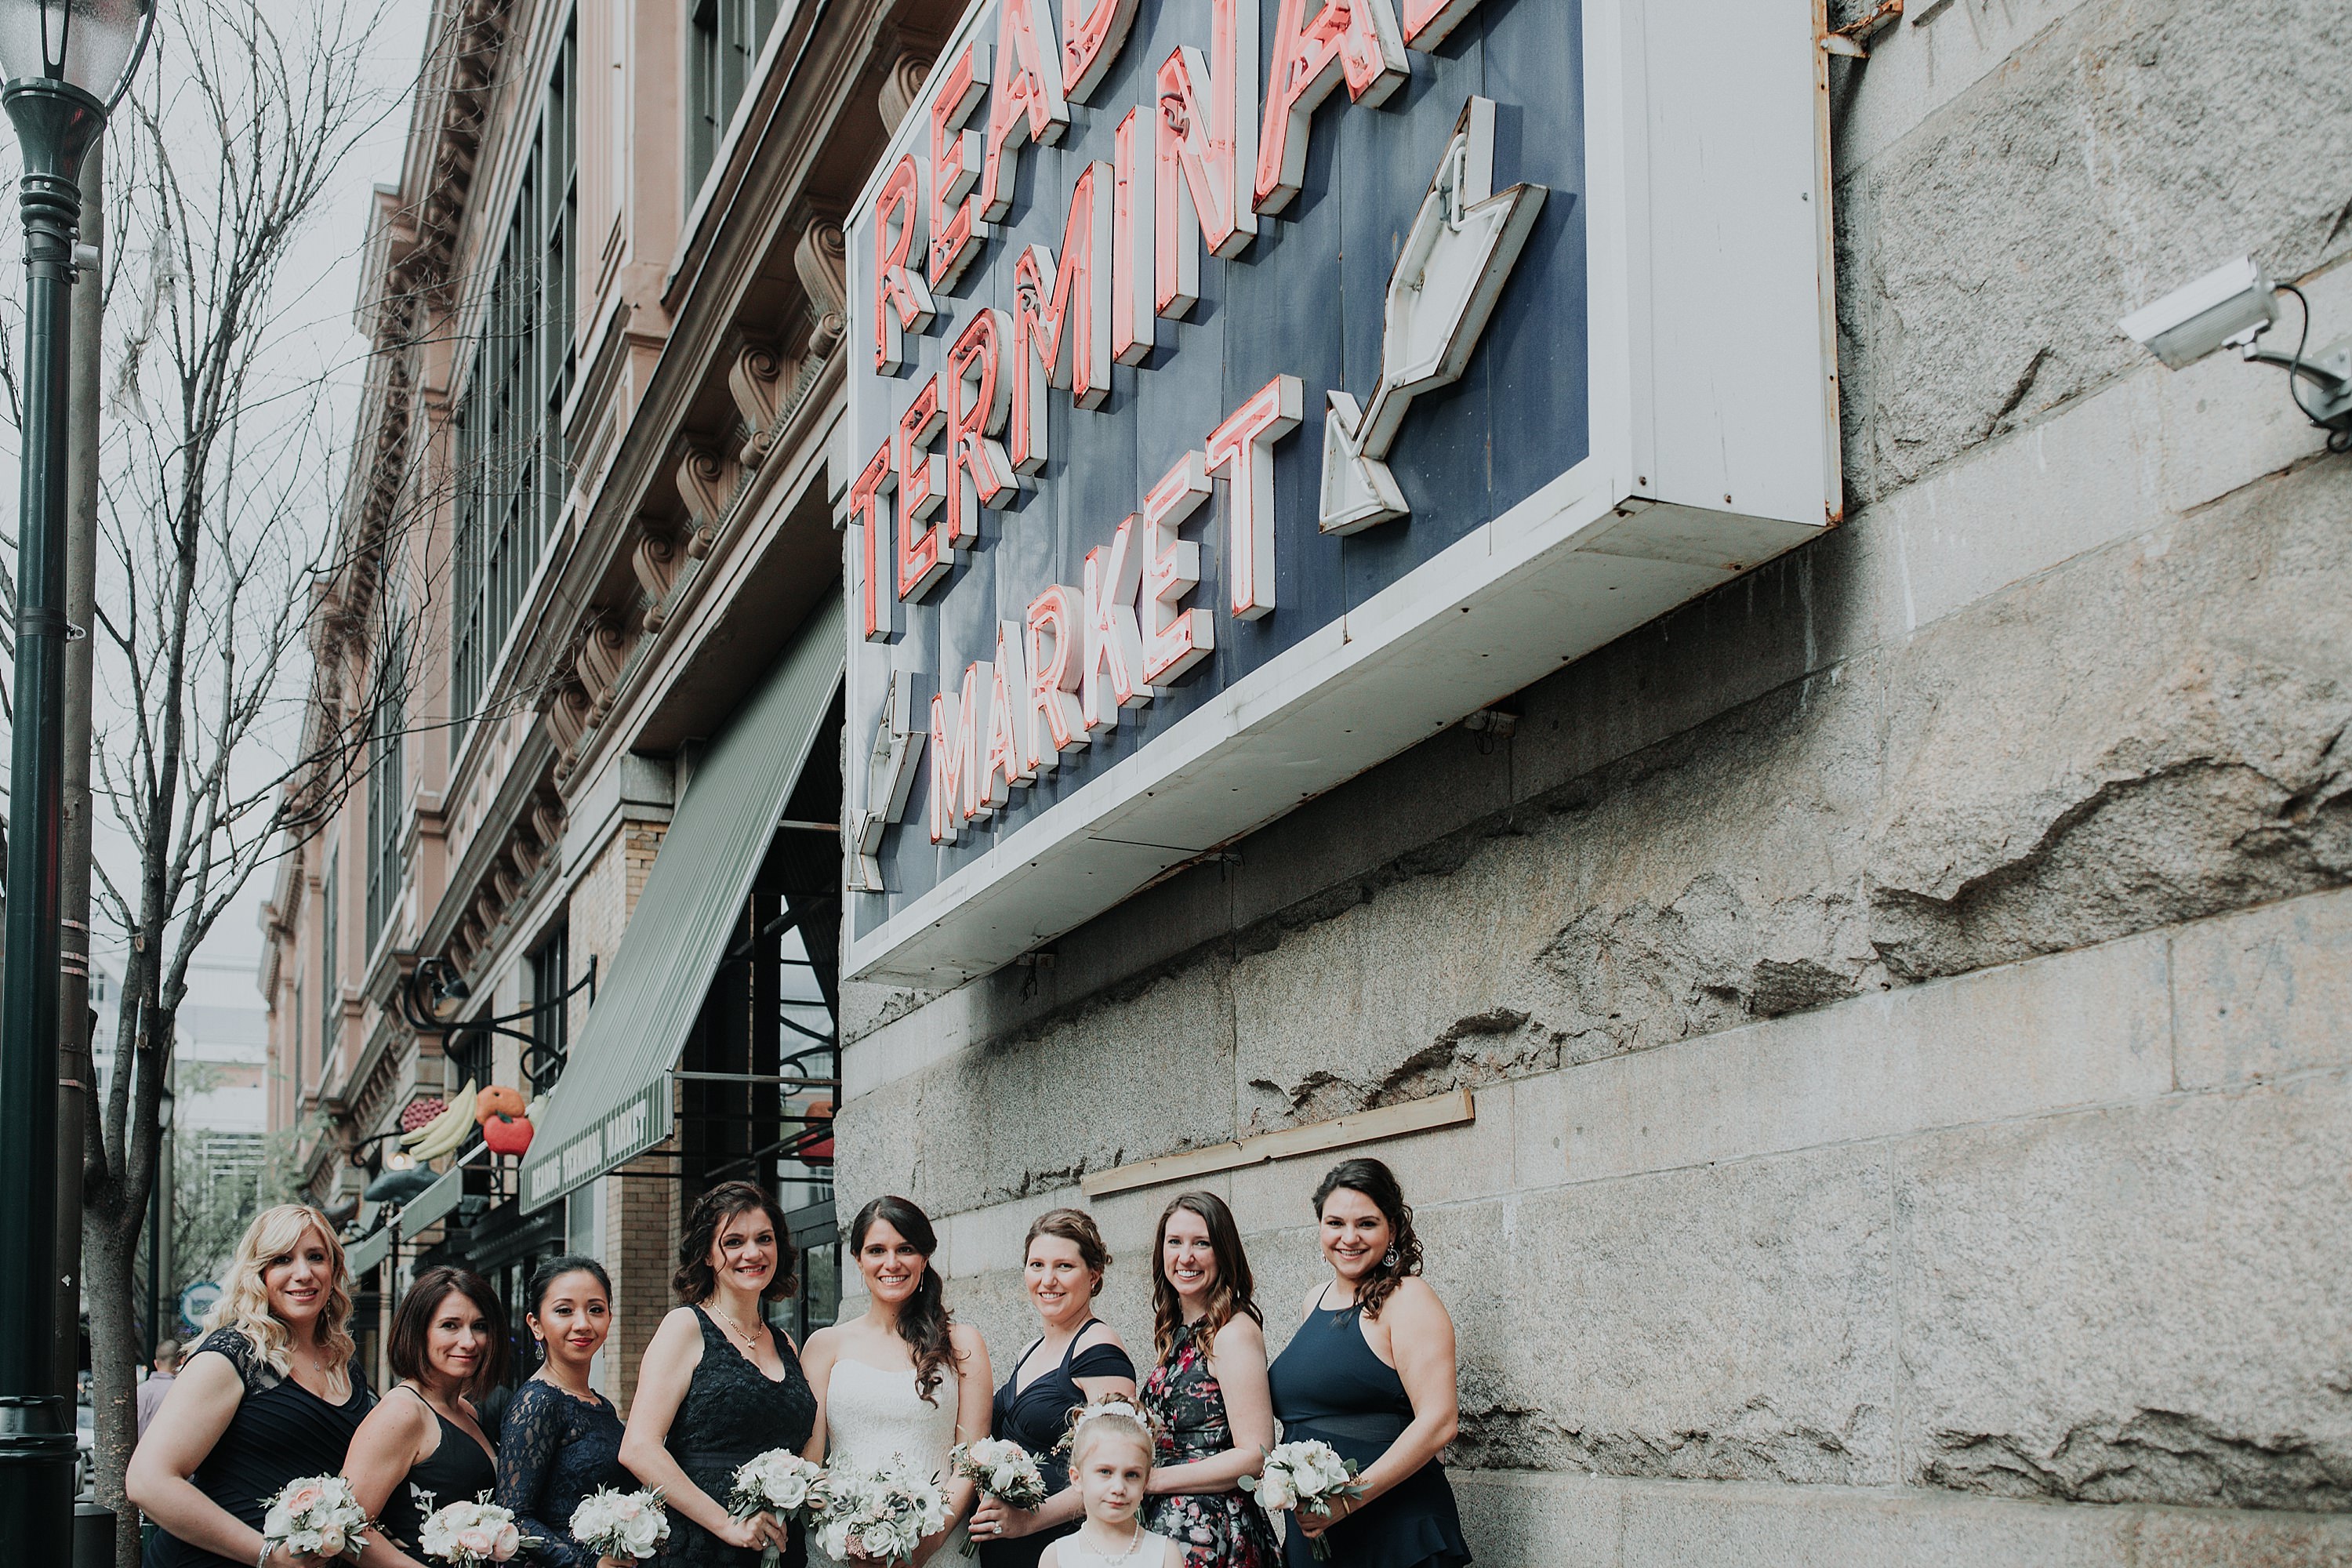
[
  {"xmin": 206, "ymin": 1204, "xmax": 358, "ymax": 1378},
  {"xmin": 1068, "ymin": 1395, "xmax": 1159, "ymax": 1470}
]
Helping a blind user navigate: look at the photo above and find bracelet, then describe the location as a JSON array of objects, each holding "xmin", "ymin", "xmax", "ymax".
[{"xmin": 256, "ymin": 1542, "xmax": 273, "ymax": 1568}]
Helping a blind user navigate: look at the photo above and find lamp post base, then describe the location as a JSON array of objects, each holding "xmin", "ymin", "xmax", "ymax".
[{"xmin": 0, "ymin": 1395, "xmax": 77, "ymax": 1564}]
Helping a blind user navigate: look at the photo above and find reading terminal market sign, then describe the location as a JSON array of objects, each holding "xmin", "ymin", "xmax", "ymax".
[{"xmin": 840, "ymin": 0, "xmax": 1841, "ymax": 985}]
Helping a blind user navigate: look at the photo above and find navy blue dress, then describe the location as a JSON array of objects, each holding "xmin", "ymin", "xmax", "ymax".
[
  {"xmin": 496, "ymin": 1377, "xmax": 630, "ymax": 1566},
  {"xmin": 143, "ymin": 1329, "xmax": 375, "ymax": 1568},
  {"xmin": 978, "ymin": 1323, "xmax": 1138, "ymax": 1568},
  {"xmin": 374, "ymin": 1387, "xmax": 500, "ymax": 1555},
  {"xmin": 1265, "ymin": 1299, "xmax": 1469, "ymax": 1568}
]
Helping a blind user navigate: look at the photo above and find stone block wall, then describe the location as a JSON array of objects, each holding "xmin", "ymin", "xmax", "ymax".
[{"xmin": 835, "ymin": 0, "xmax": 2352, "ymax": 1558}]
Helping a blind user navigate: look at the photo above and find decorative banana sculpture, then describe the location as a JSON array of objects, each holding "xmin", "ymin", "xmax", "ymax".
[{"xmin": 400, "ymin": 1077, "xmax": 478, "ymax": 1162}]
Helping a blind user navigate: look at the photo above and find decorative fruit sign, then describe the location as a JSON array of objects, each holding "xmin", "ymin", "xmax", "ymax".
[{"xmin": 843, "ymin": 0, "xmax": 1840, "ymax": 983}]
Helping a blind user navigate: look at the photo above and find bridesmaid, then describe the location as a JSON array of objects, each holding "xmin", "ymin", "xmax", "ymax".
[
  {"xmin": 129, "ymin": 1204, "xmax": 376, "ymax": 1568},
  {"xmin": 343, "ymin": 1265, "xmax": 506, "ymax": 1563},
  {"xmin": 496, "ymin": 1255, "xmax": 631, "ymax": 1566},
  {"xmin": 1266, "ymin": 1160, "xmax": 1468, "ymax": 1568},
  {"xmin": 620, "ymin": 1181, "xmax": 814, "ymax": 1568},
  {"xmin": 1138, "ymin": 1192, "xmax": 1277, "ymax": 1568},
  {"xmin": 970, "ymin": 1209, "xmax": 1138, "ymax": 1565}
]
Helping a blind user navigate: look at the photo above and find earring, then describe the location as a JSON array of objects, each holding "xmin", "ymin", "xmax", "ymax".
[{"xmin": 1383, "ymin": 1248, "xmax": 1399, "ymax": 1268}]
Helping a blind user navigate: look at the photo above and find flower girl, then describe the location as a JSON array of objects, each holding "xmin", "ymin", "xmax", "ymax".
[{"xmin": 1041, "ymin": 1401, "xmax": 1180, "ymax": 1568}]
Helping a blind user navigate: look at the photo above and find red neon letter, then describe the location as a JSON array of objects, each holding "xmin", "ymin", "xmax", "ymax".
[
  {"xmin": 873, "ymin": 155, "xmax": 936, "ymax": 372},
  {"xmin": 1011, "ymin": 162, "xmax": 1114, "ymax": 475},
  {"xmin": 849, "ymin": 438, "xmax": 895, "ymax": 643},
  {"xmin": 1112, "ymin": 108, "xmax": 1156, "ymax": 365},
  {"xmin": 927, "ymin": 665, "xmax": 989, "ymax": 844},
  {"xmin": 1060, "ymin": 0, "xmax": 1139, "ymax": 101},
  {"xmin": 1256, "ymin": 0, "xmax": 1408, "ymax": 216},
  {"xmin": 944, "ymin": 308, "xmax": 1016, "ymax": 539},
  {"xmin": 1204, "ymin": 373, "xmax": 1302, "ymax": 621},
  {"xmin": 978, "ymin": 0, "xmax": 1069, "ymax": 224},
  {"xmin": 1025, "ymin": 583, "xmax": 1088, "ymax": 768},
  {"xmin": 1081, "ymin": 515, "xmax": 1150, "ymax": 729},
  {"xmin": 895, "ymin": 377, "xmax": 949, "ymax": 601},
  {"xmin": 1154, "ymin": 0, "xmax": 1261, "ymax": 318},
  {"xmin": 1142, "ymin": 451, "xmax": 1214, "ymax": 685},
  {"xmin": 928, "ymin": 43, "xmax": 992, "ymax": 289},
  {"xmin": 1402, "ymin": 0, "xmax": 1483, "ymax": 50}
]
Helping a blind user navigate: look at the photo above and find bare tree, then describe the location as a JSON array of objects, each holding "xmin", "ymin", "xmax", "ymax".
[{"xmin": 48, "ymin": 1, "xmax": 411, "ymax": 1557}]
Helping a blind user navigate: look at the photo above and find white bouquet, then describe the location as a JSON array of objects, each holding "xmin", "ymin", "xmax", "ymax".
[
  {"xmin": 1240, "ymin": 1439, "xmax": 1363, "ymax": 1561},
  {"xmin": 815, "ymin": 1454, "xmax": 953, "ymax": 1565},
  {"xmin": 416, "ymin": 1495, "xmax": 539, "ymax": 1565},
  {"xmin": 728, "ymin": 1450, "xmax": 832, "ymax": 1567},
  {"xmin": 260, "ymin": 1474, "xmax": 374, "ymax": 1562},
  {"xmin": 568, "ymin": 1486, "xmax": 670, "ymax": 1561},
  {"xmin": 948, "ymin": 1437, "xmax": 1047, "ymax": 1510}
]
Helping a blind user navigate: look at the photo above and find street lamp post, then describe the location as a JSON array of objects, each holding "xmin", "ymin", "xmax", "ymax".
[{"xmin": 0, "ymin": 0, "xmax": 151, "ymax": 1555}]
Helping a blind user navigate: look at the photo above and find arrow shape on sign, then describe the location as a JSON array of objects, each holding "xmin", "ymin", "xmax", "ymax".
[{"xmin": 1319, "ymin": 96, "xmax": 1547, "ymax": 535}]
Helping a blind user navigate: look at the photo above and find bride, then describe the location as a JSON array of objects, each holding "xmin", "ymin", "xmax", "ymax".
[{"xmin": 802, "ymin": 1196, "xmax": 993, "ymax": 1567}]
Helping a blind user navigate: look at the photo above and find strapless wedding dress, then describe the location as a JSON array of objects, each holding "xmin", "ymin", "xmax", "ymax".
[{"xmin": 811, "ymin": 1357, "xmax": 968, "ymax": 1567}]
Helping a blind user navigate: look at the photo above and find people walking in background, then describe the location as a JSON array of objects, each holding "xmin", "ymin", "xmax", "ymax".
[
  {"xmin": 1040, "ymin": 1399, "xmax": 1181, "ymax": 1568},
  {"xmin": 127, "ymin": 1204, "xmax": 376, "ymax": 1568},
  {"xmin": 620, "ymin": 1181, "xmax": 814, "ymax": 1567},
  {"xmin": 343, "ymin": 1265, "xmax": 506, "ymax": 1562},
  {"xmin": 137, "ymin": 1340, "xmax": 183, "ymax": 1444},
  {"xmin": 1138, "ymin": 1192, "xmax": 1277, "ymax": 1568},
  {"xmin": 971, "ymin": 1210, "xmax": 1138, "ymax": 1565},
  {"xmin": 497, "ymin": 1255, "xmax": 632, "ymax": 1567},
  {"xmin": 801, "ymin": 1195, "xmax": 991, "ymax": 1568},
  {"xmin": 1267, "ymin": 1160, "xmax": 1467, "ymax": 1568}
]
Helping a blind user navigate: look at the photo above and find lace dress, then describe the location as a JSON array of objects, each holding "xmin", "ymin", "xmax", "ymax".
[
  {"xmin": 143, "ymin": 1329, "xmax": 374, "ymax": 1568},
  {"xmin": 662, "ymin": 1307, "xmax": 818, "ymax": 1568},
  {"xmin": 808, "ymin": 1358, "xmax": 967, "ymax": 1568},
  {"xmin": 495, "ymin": 1378, "xmax": 629, "ymax": 1567},
  {"xmin": 1139, "ymin": 1324, "xmax": 1278, "ymax": 1568}
]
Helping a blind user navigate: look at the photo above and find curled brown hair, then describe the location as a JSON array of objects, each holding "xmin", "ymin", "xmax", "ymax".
[
  {"xmin": 1025, "ymin": 1207, "xmax": 1112, "ymax": 1296},
  {"xmin": 389, "ymin": 1266, "xmax": 509, "ymax": 1400},
  {"xmin": 851, "ymin": 1196, "xmax": 955, "ymax": 1406},
  {"xmin": 1150, "ymin": 1191, "xmax": 1259, "ymax": 1365},
  {"xmin": 674, "ymin": 1181, "xmax": 800, "ymax": 1305},
  {"xmin": 1313, "ymin": 1157, "xmax": 1422, "ymax": 1320}
]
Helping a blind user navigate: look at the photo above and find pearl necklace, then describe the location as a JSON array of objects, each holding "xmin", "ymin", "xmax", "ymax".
[{"xmin": 1076, "ymin": 1524, "xmax": 1147, "ymax": 1564}]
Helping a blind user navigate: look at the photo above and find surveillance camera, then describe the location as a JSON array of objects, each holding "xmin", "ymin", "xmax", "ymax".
[{"xmin": 2118, "ymin": 256, "xmax": 2278, "ymax": 370}]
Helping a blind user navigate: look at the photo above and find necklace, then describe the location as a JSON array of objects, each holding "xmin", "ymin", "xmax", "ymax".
[
  {"xmin": 713, "ymin": 1305, "xmax": 766, "ymax": 1353},
  {"xmin": 1077, "ymin": 1523, "xmax": 1146, "ymax": 1563}
]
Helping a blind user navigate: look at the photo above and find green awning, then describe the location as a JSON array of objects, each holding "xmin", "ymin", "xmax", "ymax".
[{"xmin": 520, "ymin": 598, "xmax": 844, "ymax": 1212}]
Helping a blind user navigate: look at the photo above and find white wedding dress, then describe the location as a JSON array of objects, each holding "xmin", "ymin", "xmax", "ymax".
[{"xmin": 811, "ymin": 1357, "xmax": 968, "ymax": 1567}]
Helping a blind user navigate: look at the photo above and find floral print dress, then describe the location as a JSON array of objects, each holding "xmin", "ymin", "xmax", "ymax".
[{"xmin": 1141, "ymin": 1322, "xmax": 1279, "ymax": 1568}]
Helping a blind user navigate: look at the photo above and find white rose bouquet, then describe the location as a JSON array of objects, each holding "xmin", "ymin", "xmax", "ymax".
[
  {"xmin": 948, "ymin": 1437, "xmax": 1047, "ymax": 1511},
  {"xmin": 260, "ymin": 1474, "xmax": 374, "ymax": 1562},
  {"xmin": 727, "ymin": 1449, "xmax": 832, "ymax": 1567},
  {"xmin": 568, "ymin": 1486, "xmax": 671, "ymax": 1561},
  {"xmin": 1240, "ymin": 1439, "xmax": 1363, "ymax": 1561},
  {"xmin": 416, "ymin": 1495, "xmax": 540, "ymax": 1565},
  {"xmin": 815, "ymin": 1454, "xmax": 953, "ymax": 1565}
]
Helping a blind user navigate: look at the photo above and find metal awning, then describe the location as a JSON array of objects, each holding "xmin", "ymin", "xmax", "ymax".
[{"xmin": 519, "ymin": 599, "xmax": 844, "ymax": 1212}]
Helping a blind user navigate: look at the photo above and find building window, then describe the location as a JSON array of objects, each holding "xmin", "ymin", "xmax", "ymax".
[
  {"xmin": 320, "ymin": 849, "xmax": 339, "ymax": 1051},
  {"xmin": 291, "ymin": 978, "xmax": 304, "ymax": 1105},
  {"xmin": 686, "ymin": 0, "xmax": 779, "ymax": 196},
  {"xmin": 526, "ymin": 927, "xmax": 570, "ymax": 1094},
  {"xmin": 364, "ymin": 651, "xmax": 405, "ymax": 953},
  {"xmin": 451, "ymin": 20, "xmax": 579, "ymax": 736}
]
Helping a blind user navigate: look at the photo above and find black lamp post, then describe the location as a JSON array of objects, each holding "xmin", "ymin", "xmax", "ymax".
[{"xmin": 0, "ymin": 0, "xmax": 151, "ymax": 1554}]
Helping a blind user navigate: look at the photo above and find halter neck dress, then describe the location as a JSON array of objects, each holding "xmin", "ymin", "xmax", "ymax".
[
  {"xmin": 662, "ymin": 1305, "xmax": 818, "ymax": 1568},
  {"xmin": 1265, "ymin": 1298, "xmax": 1469, "ymax": 1568},
  {"xmin": 979, "ymin": 1321, "xmax": 1138, "ymax": 1568},
  {"xmin": 374, "ymin": 1386, "xmax": 499, "ymax": 1555},
  {"xmin": 143, "ymin": 1329, "xmax": 375, "ymax": 1568}
]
